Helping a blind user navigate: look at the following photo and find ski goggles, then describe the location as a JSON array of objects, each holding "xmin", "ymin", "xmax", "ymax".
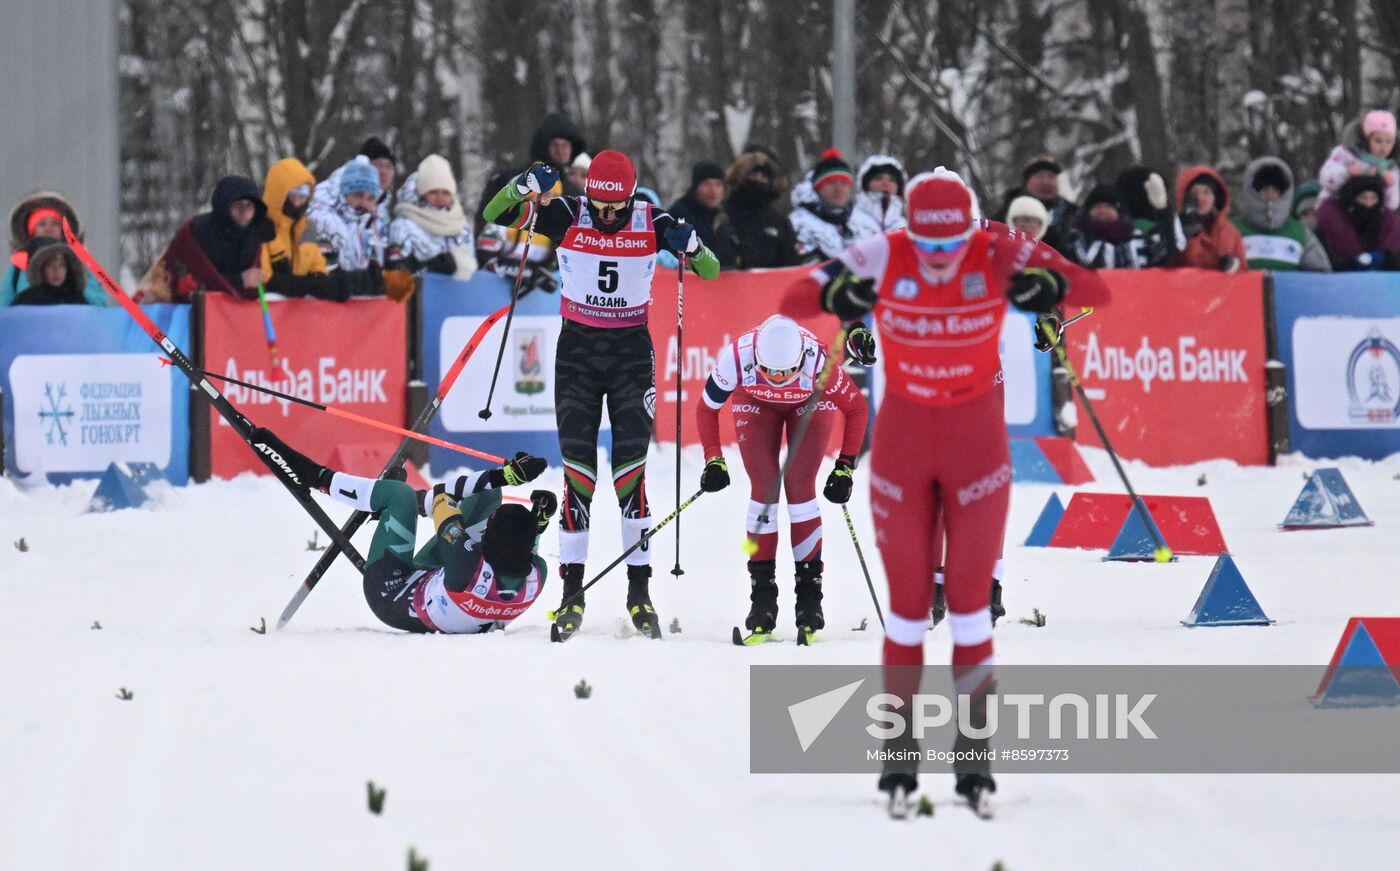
[
  {"xmin": 588, "ymin": 198, "xmax": 630, "ymax": 212},
  {"xmin": 912, "ymin": 236, "xmax": 968, "ymax": 254},
  {"xmin": 758, "ymin": 363, "xmax": 801, "ymax": 384}
]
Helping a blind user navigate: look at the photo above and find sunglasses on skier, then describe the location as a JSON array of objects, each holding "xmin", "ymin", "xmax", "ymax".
[
  {"xmin": 913, "ymin": 236, "xmax": 967, "ymax": 254},
  {"xmin": 589, "ymin": 198, "xmax": 630, "ymax": 212},
  {"xmin": 758, "ymin": 363, "xmax": 801, "ymax": 385}
]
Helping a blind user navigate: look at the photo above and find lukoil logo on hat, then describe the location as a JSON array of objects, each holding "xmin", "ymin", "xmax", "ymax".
[
  {"xmin": 907, "ymin": 175, "xmax": 974, "ymax": 242},
  {"xmin": 586, "ymin": 149, "xmax": 637, "ymax": 201}
]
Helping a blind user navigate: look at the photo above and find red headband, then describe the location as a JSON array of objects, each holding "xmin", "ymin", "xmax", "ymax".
[{"xmin": 27, "ymin": 207, "xmax": 64, "ymax": 237}]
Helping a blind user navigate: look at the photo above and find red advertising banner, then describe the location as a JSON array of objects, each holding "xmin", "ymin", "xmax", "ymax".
[
  {"xmin": 203, "ymin": 295, "xmax": 407, "ymax": 478},
  {"xmin": 1063, "ymin": 268, "xmax": 1268, "ymax": 466},
  {"xmin": 647, "ymin": 266, "xmax": 846, "ymax": 451}
]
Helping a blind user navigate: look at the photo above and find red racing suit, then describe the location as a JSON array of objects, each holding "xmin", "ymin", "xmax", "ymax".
[
  {"xmin": 813, "ymin": 220, "xmax": 1108, "ymax": 703},
  {"xmin": 696, "ymin": 324, "xmax": 868, "ymax": 563}
]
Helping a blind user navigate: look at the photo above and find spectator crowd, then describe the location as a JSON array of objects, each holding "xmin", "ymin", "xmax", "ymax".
[{"xmin": 9, "ymin": 107, "xmax": 1400, "ymax": 309}]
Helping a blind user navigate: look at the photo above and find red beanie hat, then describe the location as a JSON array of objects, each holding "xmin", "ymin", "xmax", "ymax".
[
  {"xmin": 26, "ymin": 207, "xmax": 64, "ymax": 238},
  {"xmin": 906, "ymin": 174, "xmax": 974, "ymax": 243},
  {"xmin": 586, "ymin": 149, "xmax": 637, "ymax": 201}
]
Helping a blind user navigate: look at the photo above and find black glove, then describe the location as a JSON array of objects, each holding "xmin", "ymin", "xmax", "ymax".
[
  {"xmin": 700, "ymin": 457, "xmax": 730, "ymax": 493},
  {"xmin": 1007, "ymin": 267, "xmax": 1066, "ymax": 313},
  {"xmin": 491, "ymin": 451, "xmax": 547, "ymax": 487},
  {"xmin": 424, "ymin": 251, "xmax": 458, "ymax": 275},
  {"xmin": 526, "ymin": 267, "xmax": 559, "ymax": 295},
  {"xmin": 823, "ymin": 455, "xmax": 856, "ymax": 504},
  {"xmin": 845, "ymin": 326, "xmax": 877, "ymax": 365},
  {"xmin": 530, "ymin": 489, "xmax": 559, "ymax": 531},
  {"xmin": 821, "ymin": 271, "xmax": 878, "ymax": 320},
  {"xmin": 1033, "ymin": 313, "xmax": 1063, "ymax": 352}
]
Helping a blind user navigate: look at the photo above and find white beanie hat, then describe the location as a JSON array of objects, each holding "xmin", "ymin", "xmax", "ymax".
[
  {"xmin": 416, "ymin": 154, "xmax": 458, "ymax": 198},
  {"xmin": 1006, "ymin": 195, "xmax": 1050, "ymax": 239}
]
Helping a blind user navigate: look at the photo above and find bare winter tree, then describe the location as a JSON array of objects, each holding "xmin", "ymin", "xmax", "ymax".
[{"xmin": 119, "ymin": 0, "xmax": 1400, "ymax": 274}]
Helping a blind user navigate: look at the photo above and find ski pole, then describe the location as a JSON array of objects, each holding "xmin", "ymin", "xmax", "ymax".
[
  {"xmin": 60, "ymin": 219, "xmax": 369, "ymax": 572},
  {"xmin": 1042, "ymin": 316, "xmax": 1172, "ymax": 563},
  {"xmin": 555, "ymin": 489, "xmax": 705, "ymax": 614},
  {"xmin": 162, "ymin": 360, "xmax": 505, "ymax": 463},
  {"xmin": 255, "ymin": 283, "xmax": 279, "ymax": 367},
  {"xmin": 841, "ymin": 504, "xmax": 885, "ymax": 630},
  {"xmin": 278, "ymin": 300, "xmax": 513, "ymax": 629},
  {"xmin": 743, "ymin": 325, "xmax": 850, "ymax": 556},
  {"xmin": 671, "ymin": 250, "xmax": 687, "ymax": 578},
  {"xmin": 479, "ymin": 208, "xmax": 538, "ymax": 419}
]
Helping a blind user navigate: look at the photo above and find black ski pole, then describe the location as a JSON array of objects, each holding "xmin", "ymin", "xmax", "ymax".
[
  {"xmin": 479, "ymin": 208, "xmax": 539, "ymax": 419},
  {"xmin": 1042, "ymin": 318, "xmax": 1172, "ymax": 562},
  {"xmin": 62, "ymin": 222, "xmax": 369, "ymax": 573},
  {"xmin": 841, "ymin": 504, "xmax": 885, "ymax": 630},
  {"xmin": 671, "ymin": 251, "xmax": 687, "ymax": 577}
]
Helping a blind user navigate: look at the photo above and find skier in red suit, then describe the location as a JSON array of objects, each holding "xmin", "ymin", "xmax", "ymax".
[
  {"xmin": 807, "ymin": 169, "xmax": 1109, "ymax": 812},
  {"xmin": 695, "ymin": 315, "xmax": 872, "ymax": 641}
]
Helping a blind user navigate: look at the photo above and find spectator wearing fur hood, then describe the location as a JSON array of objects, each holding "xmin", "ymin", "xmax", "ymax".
[
  {"xmin": 1231, "ymin": 157, "xmax": 1330, "ymax": 272},
  {"xmin": 1318, "ymin": 110, "xmax": 1399, "ymax": 211},
  {"xmin": 1174, "ymin": 166, "xmax": 1247, "ymax": 272},
  {"xmin": 849, "ymin": 154, "xmax": 907, "ymax": 235},
  {"xmin": 387, "ymin": 154, "xmax": 476, "ymax": 280},
  {"xmin": 790, "ymin": 149, "xmax": 861, "ymax": 262},
  {"xmin": 717, "ymin": 150, "xmax": 799, "ymax": 269},
  {"xmin": 993, "ymin": 154, "xmax": 1077, "ymax": 256},
  {"xmin": 1315, "ymin": 174, "xmax": 1400, "ymax": 272},
  {"xmin": 3, "ymin": 192, "xmax": 107, "ymax": 306},
  {"xmin": 10, "ymin": 239, "xmax": 87, "ymax": 306}
]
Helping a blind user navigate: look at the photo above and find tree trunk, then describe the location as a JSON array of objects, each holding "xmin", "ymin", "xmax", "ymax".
[{"xmin": 1215, "ymin": 0, "xmax": 1251, "ymax": 180}]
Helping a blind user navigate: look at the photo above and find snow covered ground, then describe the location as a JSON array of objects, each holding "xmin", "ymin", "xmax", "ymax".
[{"xmin": 4, "ymin": 445, "xmax": 1400, "ymax": 870}]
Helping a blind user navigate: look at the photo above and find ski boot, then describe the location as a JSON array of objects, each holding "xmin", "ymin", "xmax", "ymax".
[
  {"xmin": 550, "ymin": 563, "xmax": 586, "ymax": 642},
  {"xmin": 990, "ymin": 577, "xmax": 1005, "ymax": 626},
  {"xmin": 955, "ymin": 772, "xmax": 997, "ymax": 819},
  {"xmin": 794, "ymin": 559, "xmax": 825, "ymax": 646},
  {"xmin": 878, "ymin": 733, "xmax": 921, "ymax": 819},
  {"xmin": 952, "ymin": 688, "xmax": 997, "ymax": 818},
  {"xmin": 930, "ymin": 581, "xmax": 946, "ymax": 628},
  {"xmin": 626, "ymin": 565, "xmax": 662, "ymax": 639},
  {"xmin": 733, "ymin": 560, "xmax": 779, "ymax": 646}
]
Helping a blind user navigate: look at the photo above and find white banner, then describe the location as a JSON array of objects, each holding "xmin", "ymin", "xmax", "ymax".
[
  {"xmin": 999, "ymin": 313, "xmax": 1039, "ymax": 426},
  {"xmin": 10, "ymin": 353, "xmax": 173, "ymax": 473},
  {"xmin": 1292, "ymin": 317, "xmax": 1400, "ymax": 429},
  {"xmin": 438, "ymin": 315, "xmax": 578, "ymax": 433}
]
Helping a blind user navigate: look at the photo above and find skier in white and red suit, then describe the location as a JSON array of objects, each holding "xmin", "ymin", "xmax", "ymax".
[
  {"xmin": 805, "ymin": 169, "xmax": 1109, "ymax": 805},
  {"xmin": 693, "ymin": 314, "xmax": 873, "ymax": 638}
]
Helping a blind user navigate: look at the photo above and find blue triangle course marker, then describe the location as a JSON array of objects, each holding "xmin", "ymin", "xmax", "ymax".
[
  {"xmin": 1181, "ymin": 554, "xmax": 1274, "ymax": 626},
  {"xmin": 1312, "ymin": 624, "xmax": 1400, "ymax": 708},
  {"xmin": 1280, "ymin": 468, "xmax": 1374, "ymax": 529},
  {"xmin": 1104, "ymin": 498, "xmax": 1176, "ymax": 562},
  {"xmin": 1010, "ymin": 438, "xmax": 1062, "ymax": 484},
  {"xmin": 87, "ymin": 462, "xmax": 164, "ymax": 513},
  {"xmin": 1023, "ymin": 492, "xmax": 1066, "ymax": 547}
]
